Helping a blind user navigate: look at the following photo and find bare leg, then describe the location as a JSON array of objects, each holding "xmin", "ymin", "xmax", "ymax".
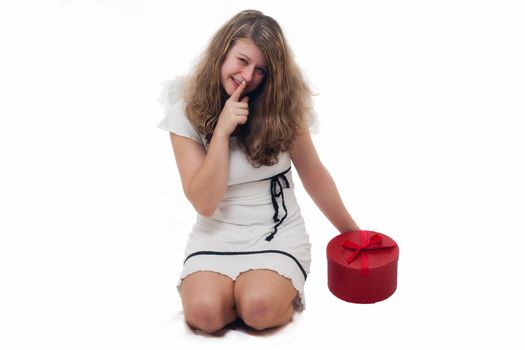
[
  {"xmin": 181, "ymin": 271, "xmax": 237, "ymax": 334},
  {"xmin": 234, "ymin": 269, "xmax": 297, "ymax": 331}
]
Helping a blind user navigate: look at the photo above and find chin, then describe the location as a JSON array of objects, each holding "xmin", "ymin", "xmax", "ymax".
[{"xmin": 226, "ymin": 84, "xmax": 236, "ymax": 96}]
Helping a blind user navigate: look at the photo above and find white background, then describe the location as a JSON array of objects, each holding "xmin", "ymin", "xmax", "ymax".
[{"xmin": 1, "ymin": 0, "xmax": 524, "ymax": 348}]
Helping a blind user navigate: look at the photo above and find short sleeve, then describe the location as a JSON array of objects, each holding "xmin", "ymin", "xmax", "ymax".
[
  {"xmin": 306, "ymin": 108, "xmax": 320, "ymax": 135},
  {"xmin": 156, "ymin": 77, "xmax": 204, "ymax": 145}
]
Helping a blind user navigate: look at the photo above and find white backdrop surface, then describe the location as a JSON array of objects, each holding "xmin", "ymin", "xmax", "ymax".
[{"xmin": 1, "ymin": 1, "xmax": 524, "ymax": 349}]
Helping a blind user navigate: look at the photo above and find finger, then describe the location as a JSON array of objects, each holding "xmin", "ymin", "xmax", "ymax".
[
  {"xmin": 230, "ymin": 80, "xmax": 246, "ymax": 102},
  {"xmin": 241, "ymin": 96, "xmax": 249, "ymax": 103},
  {"xmin": 235, "ymin": 108, "xmax": 249, "ymax": 116},
  {"xmin": 234, "ymin": 101, "xmax": 249, "ymax": 110},
  {"xmin": 237, "ymin": 116, "xmax": 248, "ymax": 125}
]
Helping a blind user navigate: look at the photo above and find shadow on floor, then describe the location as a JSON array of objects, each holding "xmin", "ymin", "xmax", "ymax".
[{"xmin": 176, "ymin": 312, "xmax": 293, "ymax": 338}]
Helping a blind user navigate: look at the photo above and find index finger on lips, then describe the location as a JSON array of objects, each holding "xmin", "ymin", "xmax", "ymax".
[{"xmin": 229, "ymin": 80, "xmax": 246, "ymax": 102}]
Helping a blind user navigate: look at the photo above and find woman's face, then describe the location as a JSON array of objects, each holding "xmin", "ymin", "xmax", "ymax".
[{"xmin": 220, "ymin": 38, "xmax": 268, "ymax": 97}]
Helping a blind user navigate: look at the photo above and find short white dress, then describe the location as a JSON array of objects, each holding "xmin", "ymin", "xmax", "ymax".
[{"xmin": 157, "ymin": 77, "xmax": 317, "ymax": 311}]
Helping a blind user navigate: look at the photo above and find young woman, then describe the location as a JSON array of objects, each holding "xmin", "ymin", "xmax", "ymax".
[{"xmin": 158, "ymin": 9, "xmax": 359, "ymax": 334}]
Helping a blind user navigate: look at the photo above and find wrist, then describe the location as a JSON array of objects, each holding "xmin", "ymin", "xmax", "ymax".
[
  {"xmin": 211, "ymin": 131, "xmax": 231, "ymax": 141},
  {"xmin": 339, "ymin": 220, "xmax": 360, "ymax": 233}
]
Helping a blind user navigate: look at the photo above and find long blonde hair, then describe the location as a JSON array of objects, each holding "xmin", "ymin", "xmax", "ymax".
[{"xmin": 183, "ymin": 9, "xmax": 313, "ymax": 167}]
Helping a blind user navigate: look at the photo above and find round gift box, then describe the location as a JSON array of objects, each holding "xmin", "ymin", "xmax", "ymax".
[{"xmin": 327, "ymin": 230, "xmax": 399, "ymax": 303}]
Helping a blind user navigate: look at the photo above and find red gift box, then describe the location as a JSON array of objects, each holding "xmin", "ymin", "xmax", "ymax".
[{"xmin": 327, "ymin": 230, "xmax": 399, "ymax": 304}]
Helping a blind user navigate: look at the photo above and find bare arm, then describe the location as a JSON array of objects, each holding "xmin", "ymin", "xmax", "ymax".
[
  {"xmin": 169, "ymin": 81, "xmax": 250, "ymax": 217},
  {"xmin": 291, "ymin": 129, "xmax": 360, "ymax": 233},
  {"xmin": 170, "ymin": 132, "xmax": 229, "ymax": 217}
]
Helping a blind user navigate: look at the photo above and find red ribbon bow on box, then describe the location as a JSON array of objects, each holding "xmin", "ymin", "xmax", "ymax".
[{"xmin": 341, "ymin": 231, "xmax": 397, "ymax": 276}]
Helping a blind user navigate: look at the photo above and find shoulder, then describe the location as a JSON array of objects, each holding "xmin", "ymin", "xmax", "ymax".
[
  {"xmin": 158, "ymin": 98, "xmax": 190, "ymax": 127},
  {"xmin": 157, "ymin": 87, "xmax": 206, "ymax": 145},
  {"xmin": 157, "ymin": 75, "xmax": 188, "ymax": 113}
]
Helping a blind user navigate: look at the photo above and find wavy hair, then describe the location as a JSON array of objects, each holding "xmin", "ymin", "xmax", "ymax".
[{"xmin": 183, "ymin": 9, "xmax": 313, "ymax": 167}]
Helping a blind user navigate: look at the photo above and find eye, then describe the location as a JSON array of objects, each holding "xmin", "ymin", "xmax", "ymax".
[
  {"xmin": 256, "ymin": 67, "xmax": 267, "ymax": 75},
  {"xmin": 238, "ymin": 57, "xmax": 248, "ymax": 64}
]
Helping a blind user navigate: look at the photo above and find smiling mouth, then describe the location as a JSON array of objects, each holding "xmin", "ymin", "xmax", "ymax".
[{"xmin": 232, "ymin": 77, "xmax": 244, "ymax": 87}]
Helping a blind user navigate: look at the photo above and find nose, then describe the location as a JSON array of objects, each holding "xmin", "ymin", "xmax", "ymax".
[{"xmin": 241, "ymin": 66, "xmax": 255, "ymax": 83}]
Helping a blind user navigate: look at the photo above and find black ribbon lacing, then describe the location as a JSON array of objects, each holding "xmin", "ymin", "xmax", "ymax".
[{"xmin": 262, "ymin": 166, "xmax": 292, "ymax": 241}]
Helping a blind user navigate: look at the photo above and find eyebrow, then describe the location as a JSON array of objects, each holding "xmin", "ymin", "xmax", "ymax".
[{"xmin": 239, "ymin": 53, "xmax": 268, "ymax": 70}]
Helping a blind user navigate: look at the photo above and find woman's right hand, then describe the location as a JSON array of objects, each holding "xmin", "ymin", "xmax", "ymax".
[{"xmin": 214, "ymin": 80, "xmax": 249, "ymax": 137}]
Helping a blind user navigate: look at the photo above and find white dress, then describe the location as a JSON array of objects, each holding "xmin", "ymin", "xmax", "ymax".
[{"xmin": 157, "ymin": 77, "xmax": 316, "ymax": 311}]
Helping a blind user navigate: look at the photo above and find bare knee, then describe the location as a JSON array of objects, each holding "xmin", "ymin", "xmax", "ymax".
[
  {"xmin": 237, "ymin": 294, "xmax": 293, "ymax": 331},
  {"xmin": 183, "ymin": 296, "xmax": 232, "ymax": 334},
  {"xmin": 180, "ymin": 272, "xmax": 236, "ymax": 334}
]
